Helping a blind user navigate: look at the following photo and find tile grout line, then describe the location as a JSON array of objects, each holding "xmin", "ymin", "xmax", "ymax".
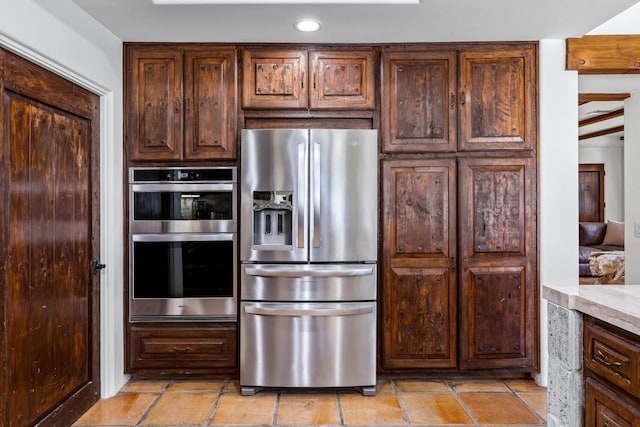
[
  {"xmin": 390, "ymin": 379, "xmax": 413, "ymax": 426},
  {"xmin": 336, "ymin": 391, "xmax": 345, "ymax": 425},
  {"xmin": 503, "ymin": 382, "xmax": 547, "ymax": 425},
  {"xmin": 133, "ymin": 380, "xmax": 171, "ymax": 426},
  {"xmin": 272, "ymin": 391, "xmax": 281, "ymax": 425},
  {"xmin": 204, "ymin": 379, "xmax": 227, "ymax": 425},
  {"xmin": 446, "ymin": 379, "xmax": 481, "ymax": 427}
]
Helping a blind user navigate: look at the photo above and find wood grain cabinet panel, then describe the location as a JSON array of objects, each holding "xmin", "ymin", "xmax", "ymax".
[
  {"xmin": 382, "ymin": 159, "xmax": 457, "ymax": 369},
  {"xmin": 382, "ymin": 50, "xmax": 457, "ymax": 152},
  {"xmin": 310, "ymin": 50, "xmax": 375, "ymax": 109},
  {"xmin": 458, "ymin": 157, "xmax": 536, "ymax": 369},
  {"xmin": 125, "ymin": 44, "xmax": 237, "ymax": 161},
  {"xmin": 242, "ymin": 48, "xmax": 375, "ymax": 110},
  {"xmin": 242, "ymin": 48, "xmax": 308, "ymax": 109},
  {"xmin": 459, "ymin": 47, "xmax": 536, "ymax": 151},
  {"xmin": 130, "ymin": 324, "xmax": 237, "ymax": 374},
  {"xmin": 127, "ymin": 48, "xmax": 183, "ymax": 160}
]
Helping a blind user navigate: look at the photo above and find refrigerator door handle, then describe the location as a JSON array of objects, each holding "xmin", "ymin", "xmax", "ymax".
[
  {"xmin": 244, "ymin": 304, "xmax": 374, "ymax": 317},
  {"xmin": 244, "ymin": 266, "xmax": 374, "ymax": 278},
  {"xmin": 297, "ymin": 141, "xmax": 307, "ymax": 249},
  {"xmin": 312, "ymin": 141, "xmax": 321, "ymax": 248}
]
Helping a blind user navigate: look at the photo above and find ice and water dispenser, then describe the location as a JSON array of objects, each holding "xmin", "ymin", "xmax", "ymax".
[{"xmin": 252, "ymin": 191, "xmax": 293, "ymax": 246}]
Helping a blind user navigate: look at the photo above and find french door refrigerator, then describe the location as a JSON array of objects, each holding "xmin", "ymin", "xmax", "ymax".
[{"xmin": 240, "ymin": 128, "xmax": 378, "ymax": 396}]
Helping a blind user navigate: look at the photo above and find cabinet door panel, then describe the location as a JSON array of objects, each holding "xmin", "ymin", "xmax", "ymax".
[
  {"xmin": 459, "ymin": 47, "xmax": 536, "ymax": 151},
  {"xmin": 184, "ymin": 49, "xmax": 237, "ymax": 159},
  {"xmin": 383, "ymin": 267, "xmax": 456, "ymax": 368},
  {"xmin": 310, "ymin": 50, "xmax": 375, "ymax": 109},
  {"xmin": 242, "ymin": 49, "xmax": 308, "ymax": 109},
  {"xmin": 382, "ymin": 50, "xmax": 456, "ymax": 153},
  {"xmin": 382, "ymin": 159, "xmax": 457, "ymax": 368},
  {"xmin": 127, "ymin": 48, "xmax": 183, "ymax": 160},
  {"xmin": 458, "ymin": 157, "xmax": 536, "ymax": 369}
]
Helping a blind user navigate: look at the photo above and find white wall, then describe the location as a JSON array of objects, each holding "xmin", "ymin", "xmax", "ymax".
[
  {"xmin": 536, "ymin": 39, "xmax": 580, "ymax": 386},
  {"xmin": 0, "ymin": 0, "xmax": 127, "ymax": 398},
  {"xmin": 579, "ymin": 138, "xmax": 625, "ymax": 221},
  {"xmin": 625, "ymin": 93, "xmax": 640, "ymax": 282}
]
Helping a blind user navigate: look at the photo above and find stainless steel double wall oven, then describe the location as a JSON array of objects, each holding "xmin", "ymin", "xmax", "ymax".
[{"xmin": 128, "ymin": 167, "xmax": 237, "ymax": 321}]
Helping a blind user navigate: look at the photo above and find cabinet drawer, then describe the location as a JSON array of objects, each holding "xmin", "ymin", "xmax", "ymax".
[
  {"xmin": 130, "ymin": 325, "xmax": 237, "ymax": 370},
  {"xmin": 585, "ymin": 319, "xmax": 640, "ymax": 399},
  {"xmin": 585, "ymin": 378, "xmax": 640, "ymax": 427}
]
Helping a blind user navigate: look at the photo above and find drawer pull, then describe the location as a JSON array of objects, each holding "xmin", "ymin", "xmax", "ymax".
[
  {"xmin": 596, "ymin": 350, "xmax": 623, "ymax": 367},
  {"xmin": 173, "ymin": 346, "xmax": 191, "ymax": 352}
]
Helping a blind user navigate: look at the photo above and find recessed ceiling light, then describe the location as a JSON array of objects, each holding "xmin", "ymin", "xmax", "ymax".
[
  {"xmin": 152, "ymin": 0, "xmax": 420, "ymax": 4},
  {"xmin": 294, "ymin": 19, "xmax": 323, "ymax": 32}
]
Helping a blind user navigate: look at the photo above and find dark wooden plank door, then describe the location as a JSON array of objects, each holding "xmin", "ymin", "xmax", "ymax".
[
  {"xmin": 1, "ymin": 50, "xmax": 100, "ymax": 426},
  {"xmin": 382, "ymin": 159, "xmax": 457, "ymax": 368},
  {"xmin": 458, "ymin": 157, "xmax": 537, "ymax": 370},
  {"xmin": 382, "ymin": 50, "xmax": 457, "ymax": 153},
  {"xmin": 579, "ymin": 163, "xmax": 605, "ymax": 222}
]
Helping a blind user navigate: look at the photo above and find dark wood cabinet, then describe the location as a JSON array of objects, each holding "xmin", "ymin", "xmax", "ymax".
[
  {"xmin": 382, "ymin": 45, "xmax": 535, "ymax": 153},
  {"xmin": 458, "ymin": 157, "xmax": 536, "ymax": 369},
  {"xmin": 382, "ymin": 50, "xmax": 457, "ymax": 153},
  {"xmin": 459, "ymin": 47, "xmax": 536, "ymax": 151},
  {"xmin": 382, "ymin": 159, "xmax": 457, "ymax": 368},
  {"xmin": 381, "ymin": 43, "xmax": 538, "ymax": 372},
  {"xmin": 242, "ymin": 47, "xmax": 375, "ymax": 110},
  {"xmin": 125, "ymin": 44, "xmax": 237, "ymax": 161},
  {"xmin": 584, "ymin": 317, "xmax": 640, "ymax": 427},
  {"xmin": 130, "ymin": 323, "xmax": 238, "ymax": 375}
]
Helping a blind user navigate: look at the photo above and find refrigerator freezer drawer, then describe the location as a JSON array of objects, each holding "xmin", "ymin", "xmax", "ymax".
[
  {"xmin": 241, "ymin": 263, "xmax": 377, "ymax": 301},
  {"xmin": 240, "ymin": 302, "xmax": 376, "ymax": 392}
]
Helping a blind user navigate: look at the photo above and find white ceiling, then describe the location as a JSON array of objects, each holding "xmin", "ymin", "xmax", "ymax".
[{"xmin": 67, "ymin": 0, "xmax": 640, "ymax": 43}]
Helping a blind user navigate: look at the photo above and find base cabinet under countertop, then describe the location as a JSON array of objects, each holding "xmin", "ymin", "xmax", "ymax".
[{"xmin": 584, "ymin": 316, "xmax": 640, "ymax": 427}]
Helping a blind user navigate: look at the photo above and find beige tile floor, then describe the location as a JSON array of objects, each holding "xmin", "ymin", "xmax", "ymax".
[{"xmin": 74, "ymin": 377, "xmax": 547, "ymax": 426}]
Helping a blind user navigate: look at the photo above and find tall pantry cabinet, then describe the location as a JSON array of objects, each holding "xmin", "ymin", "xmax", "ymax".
[{"xmin": 381, "ymin": 43, "xmax": 538, "ymax": 371}]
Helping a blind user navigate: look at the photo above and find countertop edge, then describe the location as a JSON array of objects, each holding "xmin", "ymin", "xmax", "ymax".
[{"xmin": 543, "ymin": 284, "xmax": 640, "ymax": 336}]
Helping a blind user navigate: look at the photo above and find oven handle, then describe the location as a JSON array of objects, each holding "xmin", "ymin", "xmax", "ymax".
[
  {"xmin": 244, "ymin": 266, "xmax": 374, "ymax": 278},
  {"xmin": 131, "ymin": 183, "xmax": 234, "ymax": 192},
  {"xmin": 132, "ymin": 233, "xmax": 235, "ymax": 242},
  {"xmin": 244, "ymin": 305, "xmax": 374, "ymax": 317}
]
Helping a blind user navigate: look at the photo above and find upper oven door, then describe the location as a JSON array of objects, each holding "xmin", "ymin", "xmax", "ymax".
[{"xmin": 130, "ymin": 182, "xmax": 236, "ymax": 233}]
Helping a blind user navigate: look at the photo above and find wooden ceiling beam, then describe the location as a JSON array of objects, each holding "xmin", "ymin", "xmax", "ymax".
[
  {"xmin": 579, "ymin": 108, "xmax": 624, "ymax": 127},
  {"xmin": 579, "ymin": 125, "xmax": 624, "ymax": 141},
  {"xmin": 578, "ymin": 93, "xmax": 630, "ymax": 105},
  {"xmin": 567, "ymin": 35, "xmax": 640, "ymax": 74}
]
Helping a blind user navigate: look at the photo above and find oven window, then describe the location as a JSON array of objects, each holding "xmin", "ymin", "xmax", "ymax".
[
  {"xmin": 133, "ymin": 191, "xmax": 233, "ymax": 221},
  {"xmin": 133, "ymin": 240, "xmax": 234, "ymax": 298}
]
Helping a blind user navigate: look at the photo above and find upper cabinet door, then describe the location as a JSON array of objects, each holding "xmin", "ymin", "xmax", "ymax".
[
  {"xmin": 458, "ymin": 46, "xmax": 536, "ymax": 151},
  {"xmin": 382, "ymin": 50, "xmax": 457, "ymax": 153},
  {"xmin": 184, "ymin": 48, "xmax": 237, "ymax": 160},
  {"xmin": 127, "ymin": 48, "xmax": 183, "ymax": 160},
  {"xmin": 242, "ymin": 49, "xmax": 308, "ymax": 109},
  {"xmin": 309, "ymin": 50, "xmax": 376, "ymax": 110}
]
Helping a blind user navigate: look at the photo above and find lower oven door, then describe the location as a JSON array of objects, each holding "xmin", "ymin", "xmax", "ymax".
[
  {"xmin": 240, "ymin": 301, "xmax": 376, "ymax": 392},
  {"xmin": 130, "ymin": 233, "xmax": 237, "ymax": 321}
]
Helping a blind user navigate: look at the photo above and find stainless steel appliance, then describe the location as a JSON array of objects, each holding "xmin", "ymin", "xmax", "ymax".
[
  {"xmin": 129, "ymin": 167, "xmax": 237, "ymax": 321},
  {"xmin": 240, "ymin": 129, "xmax": 378, "ymax": 396}
]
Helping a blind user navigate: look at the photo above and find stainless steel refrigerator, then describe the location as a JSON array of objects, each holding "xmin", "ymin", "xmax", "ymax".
[{"xmin": 240, "ymin": 128, "xmax": 378, "ymax": 396}]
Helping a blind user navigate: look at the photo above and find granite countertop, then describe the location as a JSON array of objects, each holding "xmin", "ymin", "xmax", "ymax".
[{"xmin": 543, "ymin": 284, "xmax": 640, "ymax": 336}]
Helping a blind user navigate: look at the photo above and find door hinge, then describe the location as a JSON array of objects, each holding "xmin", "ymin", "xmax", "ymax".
[{"xmin": 93, "ymin": 259, "xmax": 106, "ymax": 274}]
